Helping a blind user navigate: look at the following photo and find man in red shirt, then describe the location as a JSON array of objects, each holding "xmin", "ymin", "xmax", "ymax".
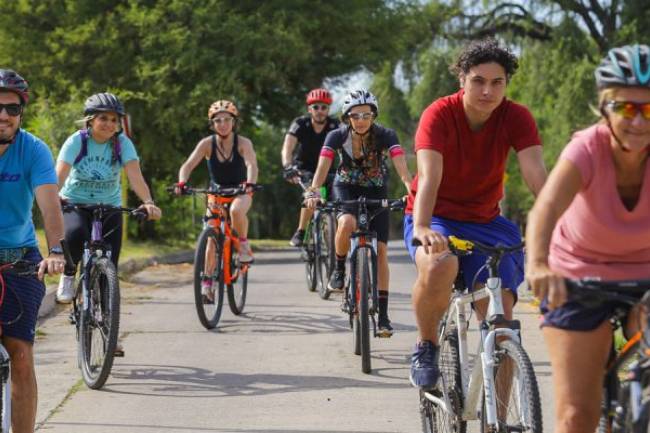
[{"xmin": 404, "ymin": 38, "xmax": 547, "ymax": 388}]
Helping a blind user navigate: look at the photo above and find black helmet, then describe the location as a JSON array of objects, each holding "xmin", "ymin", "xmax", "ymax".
[
  {"xmin": 0, "ymin": 69, "xmax": 29, "ymax": 105},
  {"xmin": 595, "ymin": 44, "xmax": 650, "ymax": 89},
  {"xmin": 84, "ymin": 92, "xmax": 125, "ymax": 116}
]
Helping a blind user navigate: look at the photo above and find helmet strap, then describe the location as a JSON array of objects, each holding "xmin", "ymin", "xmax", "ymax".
[{"xmin": 601, "ymin": 107, "xmax": 632, "ymax": 152}]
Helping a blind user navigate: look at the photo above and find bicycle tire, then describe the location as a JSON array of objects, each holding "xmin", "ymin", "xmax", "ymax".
[
  {"xmin": 193, "ymin": 228, "xmax": 225, "ymax": 329},
  {"xmin": 0, "ymin": 351, "xmax": 9, "ymax": 433},
  {"xmin": 227, "ymin": 240, "xmax": 248, "ymax": 315},
  {"xmin": 316, "ymin": 212, "xmax": 336, "ymax": 300},
  {"xmin": 479, "ymin": 339, "xmax": 542, "ymax": 433},
  {"xmin": 357, "ymin": 249, "xmax": 371, "ymax": 374},
  {"xmin": 420, "ymin": 326, "xmax": 466, "ymax": 433},
  {"xmin": 78, "ymin": 257, "xmax": 119, "ymax": 389},
  {"xmin": 304, "ymin": 223, "xmax": 318, "ymax": 292}
]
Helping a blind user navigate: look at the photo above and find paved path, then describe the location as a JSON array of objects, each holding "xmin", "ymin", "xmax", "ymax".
[{"xmin": 33, "ymin": 242, "xmax": 553, "ymax": 432}]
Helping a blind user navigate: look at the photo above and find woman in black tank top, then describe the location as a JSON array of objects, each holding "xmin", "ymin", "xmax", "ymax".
[{"xmin": 175, "ymin": 100, "xmax": 259, "ymax": 264}]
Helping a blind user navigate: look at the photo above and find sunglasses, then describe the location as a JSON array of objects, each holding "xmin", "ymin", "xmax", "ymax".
[
  {"xmin": 310, "ymin": 104, "xmax": 329, "ymax": 111},
  {"xmin": 348, "ymin": 112, "xmax": 374, "ymax": 121},
  {"xmin": 212, "ymin": 116, "xmax": 234, "ymax": 124},
  {"xmin": 0, "ymin": 103, "xmax": 22, "ymax": 117},
  {"xmin": 606, "ymin": 100, "xmax": 650, "ymax": 120}
]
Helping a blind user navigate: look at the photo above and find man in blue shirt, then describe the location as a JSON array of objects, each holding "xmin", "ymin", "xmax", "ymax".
[{"xmin": 0, "ymin": 69, "xmax": 66, "ymax": 433}]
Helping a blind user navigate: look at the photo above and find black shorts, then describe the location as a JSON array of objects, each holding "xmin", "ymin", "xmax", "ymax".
[
  {"xmin": 540, "ymin": 298, "xmax": 620, "ymax": 331},
  {"xmin": 332, "ymin": 184, "xmax": 389, "ymax": 243}
]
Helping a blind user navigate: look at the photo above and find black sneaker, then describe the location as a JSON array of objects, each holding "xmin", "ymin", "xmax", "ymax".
[
  {"xmin": 328, "ymin": 269, "xmax": 345, "ymax": 291},
  {"xmin": 289, "ymin": 230, "xmax": 305, "ymax": 247},
  {"xmin": 377, "ymin": 315, "xmax": 394, "ymax": 338}
]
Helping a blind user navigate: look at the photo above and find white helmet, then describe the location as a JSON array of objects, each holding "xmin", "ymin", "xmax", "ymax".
[{"xmin": 341, "ymin": 89, "xmax": 379, "ymax": 117}]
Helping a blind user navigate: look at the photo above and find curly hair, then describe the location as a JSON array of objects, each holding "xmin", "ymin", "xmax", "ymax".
[{"xmin": 450, "ymin": 38, "xmax": 519, "ymax": 80}]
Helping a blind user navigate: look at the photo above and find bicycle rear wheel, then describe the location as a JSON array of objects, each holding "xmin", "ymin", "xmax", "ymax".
[
  {"xmin": 227, "ymin": 241, "xmax": 248, "ymax": 315},
  {"xmin": 78, "ymin": 257, "xmax": 119, "ymax": 389},
  {"xmin": 420, "ymin": 325, "xmax": 466, "ymax": 433},
  {"xmin": 304, "ymin": 224, "xmax": 317, "ymax": 292},
  {"xmin": 316, "ymin": 212, "xmax": 335, "ymax": 300},
  {"xmin": 193, "ymin": 227, "xmax": 225, "ymax": 329},
  {"xmin": 480, "ymin": 338, "xmax": 542, "ymax": 433}
]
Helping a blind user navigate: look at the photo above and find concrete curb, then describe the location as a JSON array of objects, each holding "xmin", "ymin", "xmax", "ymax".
[
  {"xmin": 37, "ymin": 245, "xmax": 294, "ymax": 319},
  {"xmin": 37, "ymin": 249, "xmax": 195, "ymax": 320}
]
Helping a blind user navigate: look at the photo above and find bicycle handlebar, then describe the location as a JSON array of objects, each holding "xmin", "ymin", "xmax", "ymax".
[
  {"xmin": 0, "ymin": 239, "xmax": 74, "ymax": 277},
  {"xmin": 318, "ymin": 197, "xmax": 406, "ymax": 212},
  {"xmin": 167, "ymin": 183, "xmax": 263, "ymax": 197},
  {"xmin": 62, "ymin": 203, "xmax": 149, "ymax": 222},
  {"xmin": 411, "ymin": 235, "xmax": 525, "ymax": 256}
]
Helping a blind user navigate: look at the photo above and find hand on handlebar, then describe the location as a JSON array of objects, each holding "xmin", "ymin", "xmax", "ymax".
[
  {"xmin": 303, "ymin": 189, "xmax": 322, "ymax": 209},
  {"xmin": 137, "ymin": 203, "xmax": 162, "ymax": 221},
  {"xmin": 282, "ymin": 166, "xmax": 300, "ymax": 184},
  {"xmin": 412, "ymin": 226, "xmax": 448, "ymax": 255},
  {"xmin": 37, "ymin": 255, "xmax": 67, "ymax": 280},
  {"xmin": 525, "ymin": 263, "xmax": 567, "ymax": 310},
  {"xmin": 173, "ymin": 181, "xmax": 191, "ymax": 196}
]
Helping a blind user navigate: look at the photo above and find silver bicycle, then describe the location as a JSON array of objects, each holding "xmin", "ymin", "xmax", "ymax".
[{"xmin": 418, "ymin": 236, "xmax": 542, "ymax": 433}]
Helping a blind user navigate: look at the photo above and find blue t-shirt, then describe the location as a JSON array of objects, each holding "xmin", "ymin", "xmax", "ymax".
[
  {"xmin": 0, "ymin": 129, "xmax": 57, "ymax": 248},
  {"xmin": 58, "ymin": 130, "xmax": 139, "ymax": 206}
]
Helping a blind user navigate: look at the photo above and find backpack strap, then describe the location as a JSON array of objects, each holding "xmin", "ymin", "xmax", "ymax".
[{"xmin": 73, "ymin": 129, "xmax": 123, "ymax": 166}]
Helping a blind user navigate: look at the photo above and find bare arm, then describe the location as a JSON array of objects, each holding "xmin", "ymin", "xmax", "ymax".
[
  {"xmin": 517, "ymin": 145, "xmax": 547, "ymax": 196},
  {"xmin": 124, "ymin": 160, "xmax": 162, "ymax": 220},
  {"xmin": 391, "ymin": 153, "xmax": 413, "ymax": 192},
  {"xmin": 281, "ymin": 134, "xmax": 297, "ymax": 167},
  {"xmin": 56, "ymin": 161, "xmax": 72, "ymax": 190},
  {"xmin": 525, "ymin": 158, "xmax": 582, "ymax": 307},
  {"xmin": 239, "ymin": 138, "xmax": 258, "ymax": 184},
  {"xmin": 178, "ymin": 139, "xmax": 209, "ymax": 183},
  {"xmin": 34, "ymin": 184, "xmax": 66, "ymax": 278}
]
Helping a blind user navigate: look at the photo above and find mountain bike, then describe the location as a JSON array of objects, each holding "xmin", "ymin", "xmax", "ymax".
[
  {"xmin": 414, "ymin": 236, "xmax": 542, "ymax": 433},
  {"xmin": 565, "ymin": 278, "xmax": 650, "ymax": 433},
  {"xmin": 0, "ymin": 241, "xmax": 73, "ymax": 431},
  {"xmin": 286, "ymin": 166, "xmax": 336, "ymax": 298},
  {"xmin": 321, "ymin": 196, "xmax": 404, "ymax": 374},
  {"xmin": 174, "ymin": 183, "xmax": 262, "ymax": 330},
  {"xmin": 64, "ymin": 204, "xmax": 148, "ymax": 389}
]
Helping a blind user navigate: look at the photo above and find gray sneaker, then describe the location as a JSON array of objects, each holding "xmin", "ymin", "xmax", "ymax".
[
  {"xmin": 56, "ymin": 275, "xmax": 76, "ymax": 304},
  {"xmin": 239, "ymin": 240, "xmax": 254, "ymax": 263}
]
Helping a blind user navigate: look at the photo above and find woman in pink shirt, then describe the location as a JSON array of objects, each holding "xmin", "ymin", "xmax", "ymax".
[{"xmin": 526, "ymin": 44, "xmax": 650, "ymax": 433}]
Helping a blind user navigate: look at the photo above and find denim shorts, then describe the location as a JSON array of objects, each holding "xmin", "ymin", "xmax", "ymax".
[
  {"xmin": 0, "ymin": 248, "xmax": 46, "ymax": 343},
  {"xmin": 403, "ymin": 214, "xmax": 525, "ymax": 297},
  {"xmin": 540, "ymin": 299, "xmax": 618, "ymax": 331}
]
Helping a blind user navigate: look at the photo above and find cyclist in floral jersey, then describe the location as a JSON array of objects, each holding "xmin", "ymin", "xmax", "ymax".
[{"xmin": 306, "ymin": 89, "xmax": 412, "ymax": 336}]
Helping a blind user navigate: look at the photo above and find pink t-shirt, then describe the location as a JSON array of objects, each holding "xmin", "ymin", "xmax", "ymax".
[{"xmin": 549, "ymin": 124, "xmax": 650, "ymax": 280}]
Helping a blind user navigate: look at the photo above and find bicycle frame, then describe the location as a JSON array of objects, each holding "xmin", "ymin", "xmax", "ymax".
[
  {"xmin": 205, "ymin": 195, "xmax": 246, "ymax": 286},
  {"xmin": 0, "ymin": 345, "xmax": 10, "ymax": 433},
  {"xmin": 425, "ymin": 240, "xmax": 525, "ymax": 429}
]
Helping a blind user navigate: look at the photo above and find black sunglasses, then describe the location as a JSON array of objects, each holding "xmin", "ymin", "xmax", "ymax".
[{"xmin": 0, "ymin": 103, "xmax": 22, "ymax": 117}]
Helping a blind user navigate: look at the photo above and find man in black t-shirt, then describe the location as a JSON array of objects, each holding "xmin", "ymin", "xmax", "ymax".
[{"xmin": 281, "ymin": 88, "xmax": 339, "ymax": 246}]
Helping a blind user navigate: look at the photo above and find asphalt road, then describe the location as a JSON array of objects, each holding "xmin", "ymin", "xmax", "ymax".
[{"xmin": 33, "ymin": 242, "xmax": 554, "ymax": 433}]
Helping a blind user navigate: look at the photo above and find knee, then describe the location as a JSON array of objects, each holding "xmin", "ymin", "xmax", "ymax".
[
  {"xmin": 337, "ymin": 216, "xmax": 356, "ymax": 234},
  {"xmin": 10, "ymin": 354, "xmax": 34, "ymax": 386},
  {"xmin": 557, "ymin": 404, "xmax": 600, "ymax": 433},
  {"xmin": 417, "ymin": 254, "xmax": 457, "ymax": 287}
]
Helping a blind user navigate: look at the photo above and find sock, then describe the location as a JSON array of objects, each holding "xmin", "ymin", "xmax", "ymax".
[
  {"xmin": 378, "ymin": 290, "xmax": 389, "ymax": 317},
  {"xmin": 336, "ymin": 254, "xmax": 346, "ymax": 271}
]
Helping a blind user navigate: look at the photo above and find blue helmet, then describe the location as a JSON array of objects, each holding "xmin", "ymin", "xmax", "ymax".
[{"xmin": 595, "ymin": 44, "xmax": 650, "ymax": 89}]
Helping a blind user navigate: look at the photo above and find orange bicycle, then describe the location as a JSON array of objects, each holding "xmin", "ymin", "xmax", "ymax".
[{"xmin": 175, "ymin": 183, "xmax": 261, "ymax": 329}]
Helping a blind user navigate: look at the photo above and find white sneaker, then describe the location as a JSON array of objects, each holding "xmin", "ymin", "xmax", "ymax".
[
  {"xmin": 56, "ymin": 275, "xmax": 76, "ymax": 304},
  {"xmin": 239, "ymin": 241, "xmax": 254, "ymax": 263}
]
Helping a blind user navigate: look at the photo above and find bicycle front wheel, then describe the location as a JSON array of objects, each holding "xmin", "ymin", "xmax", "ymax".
[
  {"xmin": 480, "ymin": 339, "xmax": 542, "ymax": 433},
  {"xmin": 316, "ymin": 212, "xmax": 335, "ymax": 300},
  {"xmin": 78, "ymin": 257, "xmax": 119, "ymax": 389},
  {"xmin": 193, "ymin": 228, "xmax": 225, "ymax": 329},
  {"xmin": 304, "ymin": 224, "xmax": 317, "ymax": 292},
  {"xmin": 0, "ymin": 348, "xmax": 10, "ymax": 433},
  {"xmin": 420, "ymin": 325, "xmax": 466, "ymax": 433},
  {"xmin": 227, "ymin": 241, "xmax": 248, "ymax": 315},
  {"xmin": 351, "ymin": 248, "xmax": 371, "ymax": 374}
]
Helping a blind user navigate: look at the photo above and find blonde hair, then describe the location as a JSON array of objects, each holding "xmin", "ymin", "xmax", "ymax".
[{"xmin": 592, "ymin": 87, "xmax": 620, "ymax": 121}]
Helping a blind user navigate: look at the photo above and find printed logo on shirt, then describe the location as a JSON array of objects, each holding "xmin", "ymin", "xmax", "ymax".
[{"xmin": 0, "ymin": 172, "xmax": 20, "ymax": 182}]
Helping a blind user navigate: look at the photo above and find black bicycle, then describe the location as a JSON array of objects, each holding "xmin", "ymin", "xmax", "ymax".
[
  {"xmin": 63, "ymin": 204, "xmax": 147, "ymax": 389},
  {"xmin": 285, "ymin": 166, "xmax": 336, "ymax": 298},
  {"xmin": 320, "ymin": 196, "xmax": 404, "ymax": 374},
  {"xmin": 566, "ymin": 278, "xmax": 650, "ymax": 433}
]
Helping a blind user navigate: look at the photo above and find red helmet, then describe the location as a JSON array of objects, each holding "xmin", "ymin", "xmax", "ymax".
[
  {"xmin": 306, "ymin": 88, "xmax": 332, "ymax": 105},
  {"xmin": 0, "ymin": 69, "xmax": 29, "ymax": 105}
]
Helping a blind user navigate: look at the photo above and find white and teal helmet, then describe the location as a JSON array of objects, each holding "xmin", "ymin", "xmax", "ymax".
[
  {"xmin": 341, "ymin": 89, "xmax": 379, "ymax": 117},
  {"xmin": 595, "ymin": 44, "xmax": 650, "ymax": 89}
]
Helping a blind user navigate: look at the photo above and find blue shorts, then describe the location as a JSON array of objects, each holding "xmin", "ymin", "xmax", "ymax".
[
  {"xmin": 403, "ymin": 214, "xmax": 525, "ymax": 297},
  {"xmin": 0, "ymin": 248, "xmax": 45, "ymax": 343},
  {"xmin": 540, "ymin": 300, "xmax": 617, "ymax": 331}
]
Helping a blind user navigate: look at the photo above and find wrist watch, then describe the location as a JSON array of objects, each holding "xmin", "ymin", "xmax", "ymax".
[{"xmin": 49, "ymin": 246, "xmax": 64, "ymax": 255}]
